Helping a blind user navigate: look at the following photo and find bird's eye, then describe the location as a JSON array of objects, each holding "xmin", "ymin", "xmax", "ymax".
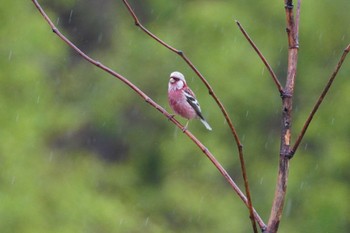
[{"xmin": 170, "ymin": 77, "xmax": 178, "ymax": 83}]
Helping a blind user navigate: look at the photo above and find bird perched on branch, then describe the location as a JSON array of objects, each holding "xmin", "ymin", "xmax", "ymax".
[{"xmin": 168, "ymin": 71, "xmax": 212, "ymax": 131}]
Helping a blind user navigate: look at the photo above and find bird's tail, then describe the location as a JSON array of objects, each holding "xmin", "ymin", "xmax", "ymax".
[{"xmin": 200, "ymin": 119, "xmax": 212, "ymax": 131}]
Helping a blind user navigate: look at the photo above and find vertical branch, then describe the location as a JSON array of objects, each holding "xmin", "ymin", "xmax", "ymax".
[{"xmin": 266, "ymin": 0, "xmax": 300, "ymax": 232}]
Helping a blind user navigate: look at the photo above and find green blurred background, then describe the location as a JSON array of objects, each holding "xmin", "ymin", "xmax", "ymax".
[{"xmin": 1, "ymin": 0, "xmax": 350, "ymax": 232}]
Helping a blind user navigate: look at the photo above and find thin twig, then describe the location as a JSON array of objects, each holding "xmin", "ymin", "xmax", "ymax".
[
  {"xmin": 31, "ymin": 0, "xmax": 266, "ymax": 230},
  {"xmin": 121, "ymin": 1, "xmax": 259, "ymax": 232},
  {"xmin": 266, "ymin": 1, "xmax": 300, "ymax": 233},
  {"xmin": 291, "ymin": 44, "xmax": 350, "ymax": 155},
  {"xmin": 235, "ymin": 20, "xmax": 284, "ymax": 95},
  {"xmin": 295, "ymin": 0, "xmax": 301, "ymax": 41}
]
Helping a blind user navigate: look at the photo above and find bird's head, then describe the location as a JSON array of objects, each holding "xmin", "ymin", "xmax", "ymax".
[{"xmin": 169, "ymin": 71, "xmax": 186, "ymax": 91}]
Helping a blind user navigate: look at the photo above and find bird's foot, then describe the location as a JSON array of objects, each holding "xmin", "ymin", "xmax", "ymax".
[{"xmin": 182, "ymin": 121, "xmax": 189, "ymax": 132}]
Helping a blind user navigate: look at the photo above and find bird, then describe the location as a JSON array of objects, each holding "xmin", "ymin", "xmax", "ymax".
[{"xmin": 168, "ymin": 71, "xmax": 212, "ymax": 131}]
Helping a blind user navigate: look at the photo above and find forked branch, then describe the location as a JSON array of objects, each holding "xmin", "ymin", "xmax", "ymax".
[{"xmin": 121, "ymin": 1, "xmax": 259, "ymax": 232}]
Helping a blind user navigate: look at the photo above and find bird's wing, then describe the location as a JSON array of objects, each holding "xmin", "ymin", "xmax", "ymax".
[{"xmin": 184, "ymin": 89, "xmax": 205, "ymax": 120}]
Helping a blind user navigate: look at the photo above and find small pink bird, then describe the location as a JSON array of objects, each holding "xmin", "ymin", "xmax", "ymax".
[{"xmin": 168, "ymin": 71, "xmax": 212, "ymax": 131}]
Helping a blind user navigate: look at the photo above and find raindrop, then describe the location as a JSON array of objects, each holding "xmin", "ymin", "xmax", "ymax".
[
  {"xmin": 15, "ymin": 114, "xmax": 19, "ymax": 122},
  {"xmin": 11, "ymin": 176, "xmax": 16, "ymax": 185},
  {"xmin": 245, "ymin": 111, "xmax": 249, "ymax": 118},
  {"xmin": 8, "ymin": 50, "xmax": 12, "ymax": 60},
  {"xmin": 232, "ymin": 36, "xmax": 237, "ymax": 44},
  {"xmin": 56, "ymin": 17, "xmax": 60, "ymax": 26},
  {"xmin": 331, "ymin": 117, "xmax": 335, "ymax": 125},
  {"xmin": 260, "ymin": 177, "xmax": 264, "ymax": 184},
  {"xmin": 69, "ymin": 10, "xmax": 73, "ymax": 24},
  {"xmin": 277, "ymin": 60, "xmax": 281, "ymax": 67},
  {"xmin": 299, "ymin": 182, "xmax": 304, "ymax": 190},
  {"xmin": 98, "ymin": 33, "xmax": 103, "ymax": 44},
  {"xmin": 36, "ymin": 96, "xmax": 40, "ymax": 104},
  {"xmin": 318, "ymin": 33, "xmax": 323, "ymax": 41},
  {"xmin": 119, "ymin": 219, "xmax": 124, "ymax": 225},
  {"xmin": 48, "ymin": 151, "xmax": 54, "ymax": 162},
  {"xmin": 172, "ymin": 126, "xmax": 179, "ymax": 138},
  {"xmin": 285, "ymin": 199, "xmax": 292, "ymax": 217},
  {"xmin": 199, "ymin": 196, "xmax": 204, "ymax": 204},
  {"xmin": 304, "ymin": 143, "xmax": 308, "ymax": 150},
  {"xmin": 144, "ymin": 217, "xmax": 149, "ymax": 226},
  {"xmin": 264, "ymin": 141, "xmax": 268, "ymax": 149}
]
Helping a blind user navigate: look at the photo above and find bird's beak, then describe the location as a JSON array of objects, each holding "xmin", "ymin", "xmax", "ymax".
[{"xmin": 169, "ymin": 77, "xmax": 175, "ymax": 83}]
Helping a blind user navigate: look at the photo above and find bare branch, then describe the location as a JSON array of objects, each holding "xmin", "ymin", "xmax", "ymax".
[
  {"xmin": 266, "ymin": 1, "xmax": 301, "ymax": 232},
  {"xmin": 295, "ymin": 0, "xmax": 301, "ymax": 40},
  {"xmin": 122, "ymin": 0, "xmax": 179, "ymax": 53},
  {"xmin": 121, "ymin": 1, "xmax": 260, "ymax": 232},
  {"xmin": 235, "ymin": 20, "xmax": 284, "ymax": 95},
  {"xmin": 291, "ymin": 43, "xmax": 350, "ymax": 155},
  {"xmin": 31, "ymin": 0, "xmax": 266, "ymax": 230}
]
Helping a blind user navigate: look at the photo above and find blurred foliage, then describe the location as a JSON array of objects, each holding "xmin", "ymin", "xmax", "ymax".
[{"xmin": 1, "ymin": 0, "xmax": 350, "ymax": 232}]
